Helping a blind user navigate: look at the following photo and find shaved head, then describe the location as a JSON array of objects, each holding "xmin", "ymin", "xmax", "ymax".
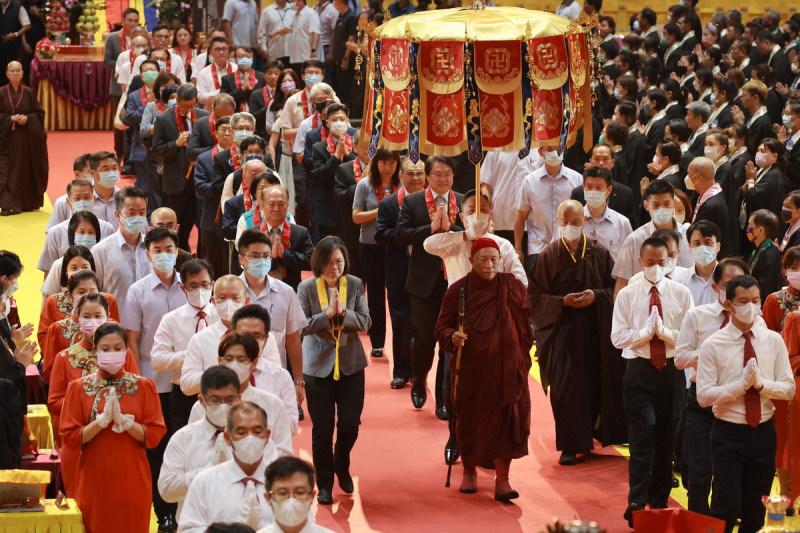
[
  {"xmin": 689, "ymin": 157, "xmax": 716, "ymax": 183},
  {"xmin": 558, "ymin": 199, "xmax": 584, "ymax": 218}
]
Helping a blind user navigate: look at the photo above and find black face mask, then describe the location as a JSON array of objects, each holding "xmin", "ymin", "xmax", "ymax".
[
  {"xmin": 674, "ymin": 64, "xmax": 687, "ymax": 77},
  {"xmin": 314, "ymin": 101, "xmax": 325, "ymax": 113}
]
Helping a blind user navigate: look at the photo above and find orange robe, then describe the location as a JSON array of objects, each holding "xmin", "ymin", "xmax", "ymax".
[
  {"xmin": 779, "ymin": 311, "xmax": 800, "ymax": 501},
  {"xmin": 47, "ymin": 339, "xmax": 138, "ymax": 492},
  {"xmin": 762, "ymin": 287, "xmax": 800, "ymax": 333},
  {"xmin": 61, "ymin": 371, "xmax": 166, "ymax": 533}
]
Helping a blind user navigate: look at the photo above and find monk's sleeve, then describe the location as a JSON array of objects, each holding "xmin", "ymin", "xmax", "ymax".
[
  {"xmin": 593, "ymin": 247, "xmax": 616, "ymax": 304},
  {"xmin": 139, "ymin": 378, "xmax": 168, "ymax": 449},
  {"xmin": 527, "ymin": 251, "xmax": 564, "ymax": 332},
  {"xmin": 434, "ymin": 283, "xmax": 461, "ymax": 352}
]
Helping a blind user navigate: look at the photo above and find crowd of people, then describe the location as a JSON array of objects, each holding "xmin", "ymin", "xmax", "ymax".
[{"xmin": 3, "ymin": 0, "xmax": 800, "ymax": 531}]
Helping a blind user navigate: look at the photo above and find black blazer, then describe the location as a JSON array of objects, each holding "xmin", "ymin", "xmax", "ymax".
[
  {"xmin": 152, "ymin": 107, "xmax": 210, "ymax": 195},
  {"xmin": 664, "ymin": 103, "xmax": 685, "ymax": 121},
  {"xmin": 222, "ymin": 194, "xmax": 246, "ymax": 241},
  {"xmin": 748, "ymin": 114, "xmax": 774, "ymax": 156},
  {"xmin": 781, "ymin": 225, "xmax": 800, "ymax": 252},
  {"xmin": 271, "ymin": 223, "xmax": 313, "ymax": 291},
  {"xmin": 709, "ymin": 104, "xmax": 734, "ymax": 129},
  {"xmin": 249, "ymin": 86, "xmax": 276, "ymax": 139},
  {"xmin": 375, "ymin": 191, "xmax": 409, "ymax": 291},
  {"xmin": 644, "ymin": 115, "xmax": 668, "ymax": 156},
  {"xmin": 333, "ymin": 159, "xmax": 363, "ymax": 249},
  {"xmin": 743, "ymin": 166, "xmax": 785, "ymax": 222},
  {"xmin": 749, "ymin": 244, "xmax": 782, "ymax": 302},
  {"xmin": 188, "ymin": 115, "xmax": 217, "ymax": 162},
  {"xmin": 193, "ymin": 148, "xmax": 220, "ymax": 231},
  {"xmin": 310, "ymin": 132, "xmax": 357, "ymax": 228},
  {"xmin": 770, "ymin": 49, "xmax": 793, "ymax": 86},
  {"xmin": 302, "ymin": 127, "xmax": 326, "ymax": 173},
  {"xmin": 620, "ymin": 130, "xmax": 649, "ymax": 202},
  {"xmin": 694, "ymin": 191, "xmax": 733, "ymax": 258},
  {"xmin": 571, "ymin": 179, "xmax": 637, "ymax": 226},
  {"xmin": 786, "ymin": 140, "xmax": 800, "ymax": 194},
  {"xmin": 395, "ymin": 190, "xmax": 464, "ymax": 298},
  {"xmin": 221, "ymin": 70, "xmax": 267, "ymax": 111}
]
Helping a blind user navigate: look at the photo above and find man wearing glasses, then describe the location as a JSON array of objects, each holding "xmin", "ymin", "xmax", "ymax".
[
  {"xmin": 197, "ymin": 37, "xmax": 238, "ymax": 111},
  {"xmin": 260, "ymin": 456, "xmax": 334, "ymax": 533}
]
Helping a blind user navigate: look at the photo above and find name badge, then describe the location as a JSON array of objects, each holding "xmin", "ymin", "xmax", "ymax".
[
  {"xmin": 788, "ymin": 140, "xmax": 795, "ymax": 150},
  {"xmin": 711, "ymin": 120, "xmax": 718, "ymax": 128}
]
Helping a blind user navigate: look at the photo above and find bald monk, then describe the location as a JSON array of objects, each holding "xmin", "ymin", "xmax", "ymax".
[
  {"xmin": 434, "ymin": 238, "xmax": 533, "ymax": 502},
  {"xmin": 528, "ymin": 200, "xmax": 626, "ymax": 466}
]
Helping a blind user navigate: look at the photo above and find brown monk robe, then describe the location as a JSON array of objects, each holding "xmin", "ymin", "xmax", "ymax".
[
  {"xmin": 435, "ymin": 237, "xmax": 533, "ymax": 502},
  {"xmin": 0, "ymin": 61, "xmax": 48, "ymax": 215},
  {"xmin": 528, "ymin": 200, "xmax": 627, "ymax": 466}
]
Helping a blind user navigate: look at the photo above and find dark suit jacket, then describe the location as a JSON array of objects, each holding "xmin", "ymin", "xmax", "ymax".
[
  {"xmin": 302, "ymin": 126, "xmax": 326, "ymax": 173},
  {"xmin": 375, "ymin": 191, "xmax": 409, "ymax": 291},
  {"xmin": 271, "ymin": 223, "xmax": 314, "ymax": 291},
  {"xmin": 193, "ymin": 148, "xmax": 220, "ymax": 231},
  {"xmin": 786, "ymin": 139, "xmax": 800, "ymax": 194},
  {"xmin": 103, "ymin": 30, "xmax": 125, "ymax": 96},
  {"xmin": 333, "ymin": 159, "xmax": 364, "ymax": 251},
  {"xmin": 220, "ymin": 70, "xmax": 267, "ymax": 111},
  {"xmin": 770, "ymin": 49, "xmax": 793, "ymax": 86},
  {"xmin": 188, "ymin": 115, "xmax": 217, "ymax": 162},
  {"xmin": 694, "ymin": 190, "xmax": 732, "ymax": 258},
  {"xmin": 665, "ymin": 103, "xmax": 684, "ymax": 121},
  {"xmin": 152, "ymin": 108, "xmax": 210, "ymax": 195},
  {"xmin": 709, "ymin": 104, "xmax": 734, "ymax": 129},
  {"xmin": 222, "ymin": 194, "xmax": 246, "ymax": 241},
  {"xmin": 620, "ymin": 130, "xmax": 649, "ymax": 203},
  {"xmin": 743, "ymin": 167, "xmax": 785, "ymax": 222},
  {"xmin": 311, "ymin": 135, "xmax": 357, "ymax": 228},
  {"xmin": 781, "ymin": 225, "xmax": 800, "ymax": 252},
  {"xmin": 644, "ymin": 115, "xmax": 668, "ymax": 156},
  {"xmin": 249, "ymin": 87, "xmax": 276, "ymax": 139},
  {"xmin": 749, "ymin": 244, "xmax": 782, "ymax": 302},
  {"xmin": 571, "ymin": 180, "xmax": 637, "ymax": 226},
  {"xmin": 748, "ymin": 114, "xmax": 774, "ymax": 156},
  {"xmin": 395, "ymin": 190, "xmax": 464, "ymax": 298}
]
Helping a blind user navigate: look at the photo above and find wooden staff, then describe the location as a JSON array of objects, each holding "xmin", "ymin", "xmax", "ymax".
[{"xmin": 445, "ymin": 286, "xmax": 466, "ymax": 488}]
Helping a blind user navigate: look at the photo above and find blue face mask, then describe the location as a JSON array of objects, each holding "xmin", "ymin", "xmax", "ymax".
[
  {"xmin": 121, "ymin": 215, "xmax": 148, "ymax": 235},
  {"xmin": 304, "ymin": 73, "xmax": 322, "ymax": 86},
  {"xmin": 237, "ymin": 57, "xmax": 253, "ymax": 69},
  {"xmin": 245, "ymin": 154, "xmax": 263, "ymax": 162},
  {"xmin": 74, "ymin": 234, "xmax": 97, "ymax": 249},
  {"xmin": 246, "ymin": 257, "xmax": 271, "ymax": 278},
  {"xmin": 157, "ymin": 60, "xmax": 167, "ymax": 71},
  {"xmin": 150, "ymin": 252, "xmax": 177, "ymax": 273},
  {"xmin": 168, "ymin": 99, "xmax": 177, "ymax": 108},
  {"xmin": 70, "ymin": 199, "xmax": 93, "ymax": 213}
]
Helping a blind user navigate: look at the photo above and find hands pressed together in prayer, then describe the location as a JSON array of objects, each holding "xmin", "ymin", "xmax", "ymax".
[
  {"xmin": 326, "ymin": 289, "xmax": 345, "ymax": 319},
  {"xmin": 94, "ymin": 387, "xmax": 136, "ymax": 433},
  {"xmin": 643, "ymin": 307, "xmax": 668, "ymax": 341},
  {"xmin": 563, "ymin": 290, "xmax": 596, "ymax": 308},
  {"xmin": 430, "ymin": 203, "xmax": 451, "ymax": 233},
  {"xmin": 176, "ymin": 131, "xmax": 190, "ymax": 147},
  {"xmin": 741, "ymin": 358, "xmax": 764, "ymax": 391}
]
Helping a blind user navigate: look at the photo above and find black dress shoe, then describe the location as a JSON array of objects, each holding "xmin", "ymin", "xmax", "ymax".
[
  {"xmin": 671, "ymin": 475, "xmax": 679, "ymax": 488},
  {"xmin": 370, "ymin": 348, "xmax": 384, "ymax": 357},
  {"xmin": 558, "ymin": 452, "xmax": 579, "ymax": 466},
  {"xmin": 157, "ymin": 514, "xmax": 176, "ymax": 533},
  {"xmin": 623, "ymin": 502, "xmax": 645, "ymax": 528},
  {"xmin": 298, "ymin": 407, "xmax": 304, "ymax": 421},
  {"xmin": 337, "ymin": 471, "xmax": 354, "ymax": 494},
  {"xmin": 318, "ymin": 488, "xmax": 333, "ymax": 505},
  {"xmin": 390, "ymin": 378, "xmax": 408, "ymax": 389},
  {"xmin": 436, "ymin": 404, "xmax": 448, "ymax": 420},
  {"xmin": 411, "ymin": 385, "xmax": 427, "ymax": 409}
]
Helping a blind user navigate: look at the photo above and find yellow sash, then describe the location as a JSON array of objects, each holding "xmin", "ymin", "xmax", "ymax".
[{"xmin": 316, "ymin": 276, "xmax": 348, "ymax": 381}]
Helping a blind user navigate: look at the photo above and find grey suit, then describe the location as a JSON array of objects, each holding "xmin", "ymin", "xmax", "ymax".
[{"xmin": 103, "ymin": 30, "xmax": 125, "ymax": 97}]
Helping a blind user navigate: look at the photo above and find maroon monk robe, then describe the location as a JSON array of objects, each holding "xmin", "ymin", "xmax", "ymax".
[
  {"xmin": 435, "ymin": 271, "xmax": 533, "ymax": 466},
  {"xmin": 0, "ymin": 83, "xmax": 48, "ymax": 212},
  {"xmin": 528, "ymin": 237, "xmax": 627, "ymax": 451}
]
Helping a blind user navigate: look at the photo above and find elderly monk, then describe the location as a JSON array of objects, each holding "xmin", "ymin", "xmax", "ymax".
[
  {"xmin": 528, "ymin": 199, "xmax": 626, "ymax": 466},
  {"xmin": 434, "ymin": 237, "xmax": 533, "ymax": 502}
]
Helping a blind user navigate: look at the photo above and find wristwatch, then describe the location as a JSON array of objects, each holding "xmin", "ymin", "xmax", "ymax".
[{"xmin": 293, "ymin": 379, "xmax": 305, "ymax": 387}]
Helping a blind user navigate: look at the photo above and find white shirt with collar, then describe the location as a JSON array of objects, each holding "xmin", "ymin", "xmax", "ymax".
[
  {"xmin": 92, "ymin": 187, "xmax": 120, "ymax": 229},
  {"xmin": 516, "ymin": 164, "xmax": 583, "ymax": 255},
  {"xmin": 252, "ymin": 358, "xmax": 299, "ymax": 433},
  {"xmin": 582, "ymin": 205, "xmax": 633, "ymax": 261},
  {"xmin": 787, "ymin": 128, "xmax": 800, "ymax": 151},
  {"xmin": 315, "ymin": 0, "xmax": 338, "ymax": 47},
  {"xmin": 45, "ymin": 194, "xmax": 71, "ymax": 233},
  {"xmin": 258, "ymin": 522, "xmax": 334, "ymax": 533},
  {"xmin": 196, "ymin": 61, "xmax": 239, "ymax": 108},
  {"xmin": 132, "ymin": 53, "xmax": 188, "ymax": 83},
  {"xmin": 611, "ymin": 275, "xmax": 694, "ymax": 360},
  {"xmin": 555, "ymin": 0, "xmax": 581, "ymax": 19},
  {"xmin": 188, "ymin": 384, "xmax": 293, "ymax": 456},
  {"xmin": 238, "ymin": 273, "xmax": 308, "ymax": 368},
  {"xmin": 152, "ymin": 302, "xmax": 220, "ymax": 387},
  {"xmin": 675, "ymin": 301, "xmax": 767, "ymax": 383},
  {"xmin": 670, "ymin": 264, "xmax": 717, "ymax": 306},
  {"xmin": 480, "ymin": 151, "xmax": 543, "ymax": 232},
  {"xmin": 257, "ymin": 2, "xmax": 296, "ymax": 58},
  {"xmin": 159, "ymin": 417, "xmax": 233, "ymax": 520},
  {"xmin": 91, "ymin": 230, "xmax": 152, "ymax": 310},
  {"xmin": 223, "ymin": 0, "xmax": 259, "ymax": 47},
  {"xmin": 37, "ymin": 217, "xmax": 116, "ymax": 271},
  {"xmin": 696, "ymin": 322, "xmax": 796, "ymax": 424},
  {"xmin": 290, "ymin": 5, "xmax": 321, "ymax": 64},
  {"xmin": 611, "ymin": 219, "xmax": 694, "ymax": 281},
  {"xmin": 292, "ymin": 113, "xmax": 320, "ymax": 154},
  {"xmin": 181, "ymin": 320, "xmax": 281, "ymax": 395},
  {"xmin": 423, "ymin": 232, "xmax": 527, "ymax": 287},
  {"xmin": 122, "ymin": 271, "xmax": 189, "ymax": 393}
]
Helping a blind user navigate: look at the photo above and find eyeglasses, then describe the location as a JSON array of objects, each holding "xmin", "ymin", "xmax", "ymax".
[
  {"xmin": 186, "ymin": 282, "xmax": 213, "ymax": 291},
  {"xmin": 268, "ymin": 488, "xmax": 314, "ymax": 501},
  {"xmin": 155, "ymin": 223, "xmax": 177, "ymax": 230}
]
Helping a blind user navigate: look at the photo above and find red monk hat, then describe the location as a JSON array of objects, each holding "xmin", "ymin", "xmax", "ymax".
[{"xmin": 470, "ymin": 237, "xmax": 500, "ymax": 257}]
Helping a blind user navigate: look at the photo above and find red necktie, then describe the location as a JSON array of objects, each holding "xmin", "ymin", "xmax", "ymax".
[
  {"xmin": 196, "ymin": 311, "xmax": 208, "ymax": 333},
  {"xmin": 649, "ymin": 286, "xmax": 667, "ymax": 369},
  {"xmin": 720, "ymin": 310, "xmax": 730, "ymax": 328},
  {"xmin": 240, "ymin": 477, "xmax": 260, "ymax": 486},
  {"xmin": 742, "ymin": 331, "xmax": 761, "ymax": 427},
  {"xmin": 249, "ymin": 373, "xmax": 256, "ymax": 386}
]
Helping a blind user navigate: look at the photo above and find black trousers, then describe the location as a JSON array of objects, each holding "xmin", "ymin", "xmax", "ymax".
[
  {"xmin": 623, "ymin": 358, "xmax": 685, "ymax": 507},
  {"xmin": 164, "ymin": 180, "xmax": 198, "ymax": 253},
  {"xmin": 200, "ymin": 228, "xmax": 229, "ymax": 278},
  {"xmin": 386, "ymin": 284, "xmax": 412, "ymax": 380},
  {"xmin": 710, "ymin": 418, "xmax": 776, "ymax": 533},
  {"xmin": 170, "ymin": 383, "xmax": 197, "ymax": 433},
  {"xmin": 304, "ymin": 369, "xmax": 365, "ymax": 491},
  {"xmin": 409, "ymin": 276, "xmax": 449, "ymax": 406},
  {"xmin": 131, "ymin": 154, "xmax": 162, "ymax": 217},
  {"xmin": 146, "ymin": 392, "xmax": 177, "ymax": 521},
  {"xmin": 683, "ymin": 382, "xmax": 715, "ymax": 516},
  {"xmin": 359, "ymin": 243, "xmax": 386, "ymax": 350}
]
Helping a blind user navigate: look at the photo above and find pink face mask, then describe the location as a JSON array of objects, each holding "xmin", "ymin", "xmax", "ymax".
[
  {"xmin": 79, "ymin": 318, "xmax": 105, "ymax": 337},
  {"xmin": 97, "ymin": 351, "xmax": 126, "ymax": 374}
]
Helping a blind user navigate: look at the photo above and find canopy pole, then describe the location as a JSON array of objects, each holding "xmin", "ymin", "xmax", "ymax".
[{"xmin": 475, "ymin": 161, "xmax": 481, "ymax": 215}]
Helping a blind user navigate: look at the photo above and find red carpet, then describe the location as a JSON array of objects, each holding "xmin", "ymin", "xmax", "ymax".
[{"xmin": 41, "ymin": 132, "xmax": 638, "ymax": 532}]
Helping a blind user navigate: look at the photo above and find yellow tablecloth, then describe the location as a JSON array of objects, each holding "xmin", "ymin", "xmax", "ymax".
[
  {"xmin": 0, "ymin": 499, "xmax": 83, "ymax": 532},
  {"xmin": 36, "ymin": 77, "xmax": 113, "ymax": 132},
  {"xmin": 27, "ymin": 405, "xmax": 54, "ymax": 450}
]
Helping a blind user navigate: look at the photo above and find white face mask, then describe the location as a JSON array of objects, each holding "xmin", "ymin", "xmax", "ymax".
[
  {"xmin": 215, "ymin": 299, "xmax": 243, "ymax": 321},
  {"xmin": 650, "ymin": 207, "xmax": 674, "ymax": 226},
  {"xmin": 224, "ymin": 360, "xmax": 252, "ymax": 385},
  {"xmin": 642, "ymin": 264, "xmax": 666, "ymax": 284},
  {"xmin": 733, "ymin": 302, "xmax": 760, "ymax": 324},
  {"xmin": 584, "ymin": 190, "xmax": 607, "ymax": 208},
  {"xmin": 187, "ymin": 287, "xmax": 212, "ymax": 308},
  {"xmin": 463, "ymin": 212, "xmax": 489, "ymax": 233},
  {"xmin": 204, "ymin": 401, "xmax": 229, "ymax": 427},
  {"xmin": 704, "ymin": 146, "xmax": 722, "ymax": 160},
  {"xmin": 329, "ymin": 121, "xmax": 348, "ymax": 136},
  {"xmin": 674, "ymin": 212, "xmax": 686, "ymax": 224},
  {"xmin": 271, "ymin": 497, "xmax": 311, "ymax": 527},
  {"xmin": 684, "ymin": 175, "xmax": 696, "ymax": 191},
  {"xmin": 691, "ymin": 245, "xmax": 717, "ymax": 267},
  {"xmin": 231, "ymin": 434, "xmax": 267, "ymax": 464},
  {"xmin": 665, "ymin": 256, "xmax": 678, "ymax": 275},
  {"xmin": 559, "ymin": 224, "xmax": 583, "ymax": 241},
  {"xmin": 543, "ymin": 150, "xmax": 563, "ymax": 166}
]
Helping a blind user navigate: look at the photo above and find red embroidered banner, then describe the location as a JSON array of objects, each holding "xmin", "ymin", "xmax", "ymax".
[
  {"xmin": 474, "ymin": 41, "xmax": 521, "ymax": 94},
  {"xmin": 419, "ymin": 41, "xmax": 464, "ymax": 93},
  {"xmin": 533, "ymin": 88, "xmax": 563, "ymax": 141},
  {"xmin": 425, "ymin": 88, "xmax": 465, "ymax": 147},
  {"xmin": 567, "ymin": 32, "xmax": 587, "ymax": 87},
  {"xmin": 380, "ymin": 38, "xmax": 410, "ymax": 91},
  {"xmin": 479, "ymin": 90, "xmax": 515, "ymax": 149},
  {"xmin": 382, "ymin": 86, "xmax": 410, "ymax": 146},
  {"xmin": 527, "ymin": 35, "xmax": 569, "ymax": 90}
]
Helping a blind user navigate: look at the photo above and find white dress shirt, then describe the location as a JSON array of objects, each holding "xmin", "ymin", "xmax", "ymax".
[
  {"xmin": 91, "ymin": 231, "xmax": 152, "ymax": 310},
  {"xmin": 671, "ymin": 264, "xmax": 717, "ymax": 306},
  {"xmin": 188, "ymin": 384, "xmax": 293, "ymax": 456},
  {"xmin": 159, "ymin": 417, "xmax": 233, "ymax": 520},
  {"xmin": 132, "ymin": 53, "xmax": 187, "ymax": 83},
  {"xmin": 177, "ymin": 455, "xmax": 281, "ymax": 533},
  {"xmin": 239, "ymin": 274, "xmax": 308, "ymax": 368},
  {"xmin": 290, "ymin": 5, "xmax": 320, "ymax": 63},
  {"xmin": 480, "ymin": 151, "xmax": 542, "ymax": 232},
  {"xmin": 45, "ymin": 195, "xmax": 72, "ymax": 233},
  {"xmin": 315, "ymin": 0, "xmax": 337, "ymax": 47},
  {"xmin": 611, "ymin": 220, "xmax": 693, "ymax": 281},
  {"xmin": 181, "ymin": 321, "xmax": 282, "ymax": 395},
  {"xmin": 423, "ymin": 232, "xmax": 527, "ymax": 287},
  {"xmin": 191, "ymin": 52, "xmax": 210, "ymax": 80},
  {"xmin": 582, "ymin": 205, "xmax": 632, "ymax": 261},
  {"xmin": 223, "ymin": 0, "xmax": 259, "ymax": 47},
  {"xmin": 40, "ymin": 257, "xmax": 65, "ymax": 297},
  {"xmin": 252, "ymin": 358, "xmax": 298, "ymax": 433},
  {"xmin": 196, "ymin": 61, "xmax": 239, "ymax": 108},
  {"xmin": 222, "ymin": 171, "xmax": 285, "ymax": 211},
  {"xmin": 291, "ymin": 113, "xmax": 317, "ymax": 155},
  {"xmin": 38, "ymin": 218, "xmax": 116, "ymax": 271},
  {"xmin": 92, "ymin": 188, "xmax": 120, "ymax": 229},
  {"xmin": 258, "ymin": 523, "xmax": 334, "ymax": 533},
  {"xmin": 516, "ymin": 164, "xmax": 583, "ymax": 255},
  {"xmin": 696, "ymin": 322, "xmax": 796, "ymax": 424},
  {"xmin": 257, "ymin": 3, "xmax": 295, "ymax": 58},
  {"xmin": 611, "ymin": 276, "xmax": 694, "ymax": 360},
  {"xmin": 274, "ymin": 89, "xmax": 316, "ymax": 131},
  {"xmin": 115, "ymin": 48, "xmax": 139, "ymax": 87},
  {"xmin": 152, "ymin": 302, "xmax": 220, "ymax": 386}
]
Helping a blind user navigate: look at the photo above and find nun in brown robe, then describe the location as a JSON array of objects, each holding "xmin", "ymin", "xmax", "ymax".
[
  {"xmin": 528, "ymin": 199, "xmax": 627, "ymax": 466},
  {"xmin": 0, "ymin": 61, "xmax": 48, "ymax": 215},
  {"xmin": 435, "ymin": 237, "xmax": 533, "ymax": 502}
]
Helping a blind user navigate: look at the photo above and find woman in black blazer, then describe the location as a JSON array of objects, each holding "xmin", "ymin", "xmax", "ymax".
[{"xmin": 780, "ymin": 191, "xmax": 800, "ymax": 253}]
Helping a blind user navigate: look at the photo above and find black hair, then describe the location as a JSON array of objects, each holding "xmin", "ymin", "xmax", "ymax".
[
  {"xmin": 368, "ymin": 149, "xmax": 401, "ymax": 187},
  {"xmin": 264, "ymin": 456, "xmax": 316, "ymax": 492},
  {"xmin": 424, "ymin": 155, "xmax": 456, "ymax": 175},
  {"xmin": 114, "ymin": 186, "xmax": 148, "ymax": 211},
  {"xmin": 144, "ymin": 227, "xmax": 179, "ymax": 249},
  {"xmin": 76, "ymin": 292, "xmax": 108, "ymax": 316},
  {"xmin": 67, "ymin": 211, "xmax": 102, "ymax": 245},
  {"xmin": 89, "ymin": 151, "xmax": 117, "ymax": 171},
  {"xmin": 200, "ymin": 365, "xmax": 241, "ymax": 397},
  {"xmin": 93, "ymin": 316, "xmax": 124, "ymax": 346},
  {"xmin": 652, "ymin": 228, "xmax": 681, "ymax": 249},
  {"xmin": 646, "ymin": 88, "xmax": 667, "ymax": 111},
  {"xmin": 60, "ymin": 246, "xmax": 96, "ymax": 288},
  {"xmin": 666, "ymin": 119, "xmax": 691, "ymax": 143},
  {"xmin": 180, "ymin": 259, "xmax": 213, "ymax": 283},
  {"xmin": 658, "ymin": 141, "xmax": 682, "ymax": 164},
  {"xmin": 311, "ymin": 235, "xmax": 350, "ymax": 277},
  {"xmin": 725, "ymin": 275, "xmax": 759, "ymax": 301},
  {"xmin": 686, "ymin": 219, "xmax": 722, "ymax": 243},
  {"xmin": 237, "ymin": 228, "xmax": 273, "ymax": 253},
  {"xmin": 240, "ymin": 136, "xmax": 268, "ymax": 154},
  {"xmin": 326, "ymin": 102, "xmax": 350, "ymax": 117},
  {"xmin": 218, "ymin": 332, "xmax": 260, "ymax": 362},
  {"xmin": 0, "ymin": 250, "xmax": 22, "ymax": 279},
  {"xmin": 643, "ymin": 179, "xmax": 675, "ymax": 202},
  {"xmin": 713, "ymin": 257, "xmax": 749, "ymax": 284},
  {"xmin": 750, "ymin": 208, "xmax": 779, "ymax": 237},
  {"xmin": 301, "ymin": 58, "xmax": 325, "ymax": 73},
  {"xmin": 583, "ymin": 166, "xmax": 613, "ymax": 186},
  {"xmin": 66, "ymin": 269, "xmax": 99, "ymax": 295},
  {"xmin": 73, "ymin": 153, "xmax": 91, "ymax": 172},
  {"xmin": 231, "ymin": 304, "xmax": 272, "ymax": 334},
  {"xmin": 640, "ymin": 236, "xmax": 668, "ymax": 256}
]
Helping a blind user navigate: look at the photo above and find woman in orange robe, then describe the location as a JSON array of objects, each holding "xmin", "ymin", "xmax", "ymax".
[
  {"xmin": 47, "ymin": 293, "xmax": 138, "ymax": 493},
  {"xmin": 762, "ymin": 248, "xmax": 800, "ymax": 332},
  {"xmin": 779, "ymin": 310, "xmax": 800, "ymax": 504},
  {"xmin": 60, "ymin": 322, "xmax": 166, "ymax": 533}
]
